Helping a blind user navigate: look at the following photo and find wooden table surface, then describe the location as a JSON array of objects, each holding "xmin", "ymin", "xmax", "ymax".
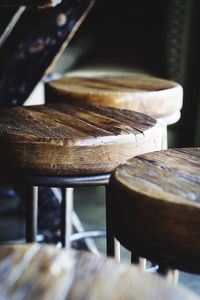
[{"xmin": 0, "ymin": 244, "xmax": 199, "ymax": 300}]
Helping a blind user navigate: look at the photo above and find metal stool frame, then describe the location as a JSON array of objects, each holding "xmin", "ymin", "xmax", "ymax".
[{"xmin": 0, "ymin": 171, "xmax": 112, "ymax": 251}]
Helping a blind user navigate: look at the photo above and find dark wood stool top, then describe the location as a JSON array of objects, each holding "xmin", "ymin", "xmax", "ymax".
[
  {"xmin": 0, "ymin": 244, "xmax": 199, "ymax": 300},
  {"xmin": 109, "ymin": 148, "xmax": 200, "ymax": 272},
  {"xmin": 46, "ymin": 74, "xmax": 183, "ymax": 118},
  {"xmin": 0, "ymin": 103, "xmax": 161, "ymax": 176}
]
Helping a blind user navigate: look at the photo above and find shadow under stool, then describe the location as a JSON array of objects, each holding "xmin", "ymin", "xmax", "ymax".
[
  {"xmin": 45, "ymin": 73, "xmax": 183, "ymax": 149},
  {"xmin": 0, "ymin": 102, "xmax": 162, "ymax": 251},
  {"xmin": 107, "ymin": 147, "xmax": 200, "ymax": 279}
]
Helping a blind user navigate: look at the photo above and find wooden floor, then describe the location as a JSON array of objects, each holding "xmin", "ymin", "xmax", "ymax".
[{"xmin": 0, "ymin": 186, "xmax": 200, "ymax": 294}]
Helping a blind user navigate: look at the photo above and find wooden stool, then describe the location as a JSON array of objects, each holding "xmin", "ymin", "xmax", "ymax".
[
  {"xmin": 45, "ymin": 74, "xmax": 183, "ymax": 149},
  {"xmin": 45, "ymin": 73, "xmax": 182, "ymax": 260},
  {"xmin": 1, "ymin": 244, "xmax": 199, "ymax": 300},
  {"xmin": 108, "ymin": 148, "xmax": 200, "ymax": 274},
  {"xmin": 0, "ymin": 102, "xmax": 162, "ymax": 250}
]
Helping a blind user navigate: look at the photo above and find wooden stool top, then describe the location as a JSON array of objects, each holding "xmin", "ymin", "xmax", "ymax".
[
  {"xmin": 0, "ymin": 103, "xmax": 161, "ymax": 176},
  {"xmin": 0, "ymin": 244, "xmax": 199, "ymax": 300},
  {"xmin": 109, "ymin": 148, "xmax": 200, "ymax": 272},
  {"xmin": 47, "ymin": 74, "xmax": 183, "ymax": 119}
]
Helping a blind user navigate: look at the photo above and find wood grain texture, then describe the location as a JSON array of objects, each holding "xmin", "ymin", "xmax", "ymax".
[
  {"xmin": 0, "ymin": 0, "xmax": 94, "ymax": 108},
  {"xmin": 0, "ymin": 244, "xmax": 199, "ymax": 300},
  {"xmin": 108, "ymin": 148, "xmax": 200, "ymax": 272},
  {"xmin": 46, "ymin": 74, "xmax": 183, "ymax": 118},
  {"xmin": 0, "ymin": 103, "xmax": 162, "ymax": 175},
  {"xmin": 0, "ymin": 0, "xmax": 62, "ymax": 8}
]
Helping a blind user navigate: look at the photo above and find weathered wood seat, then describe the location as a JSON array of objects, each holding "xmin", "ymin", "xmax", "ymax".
[
  {"xmin": 0, "ymin": 102, "xmax": 162, "ymax": 248},
  {"xmin": 46, "ymin": 74, "xmax": 183, "ymax": 148},
  {"xmin": 46, "ymin": 74, "xmax": 183, "ymax": 119},
  {"xmin": 0, "ymin": 103, "xmax": 161, "ymax": 175},
  {"xmin": 0, "ymin": 244, "xmax": 199, "ymax": 300},
  {"xmin": 108, "ymin": 148, "xmax": 200, "ymax": 273}
]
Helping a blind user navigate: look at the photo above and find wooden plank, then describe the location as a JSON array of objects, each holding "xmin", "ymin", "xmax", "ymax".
[
  {"xmin": 0, "ymin": 0, "xmax": 62, "ymax": 9},
  {"xmin": 0, "ymin": 244, "xmax": 199, "ymax": 300},
  {"xmin": 0, "ymin": 0, "xmax": 95, "ymax": 108},
  {"xmin": 0, "ymin": 103, "xmax": 162, "ymax": 175}
]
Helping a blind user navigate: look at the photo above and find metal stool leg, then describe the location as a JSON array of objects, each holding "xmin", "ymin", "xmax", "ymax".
[
  {"xmin": 161, "ymin": 124, "xmax": 168, "ymax": 150},
  {"xmin": 171, "ymin": 270, "xmax": 179, "ymax": 286},
  {"xmin": 61, "ymin": 188, "xmax": 73, "ymax": 249},
  {"xmin": 131, "ymin": 252, "xmax": 159, "ymax": 272},
  {"xmin": 114, "ymin": 239, "xmax": 121, "ymax": 262},
  {"xmin": 72, "ymin": 211, "xmax": 100, "ymax": 255},
  {"xmin": 131, "ymin": 252, "xmax": 140, "ymax": 264},
  {"xmin": 25, "ymin": 186, "xmax": 38, "ymax": 242},
  {"xmin": 158, "ymin": 265, "xmax": 179, "ymax": 285},
  {"xmin": 106, "ymin": 185, "xmax": 115, "ymax": 257},
  {"xmin": 51, "ymin": 187, "xmax": 100, "ymax": 253}
]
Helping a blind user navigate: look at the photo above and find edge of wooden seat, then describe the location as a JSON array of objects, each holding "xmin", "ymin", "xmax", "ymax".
[
  {"xmin": 0, "ymin": 103, "xmax": 162, "ymax": 175},
  {"xmin": 46, "ymin": 74, "xmax": 183, "ymax": 119},
  {"xmin": 108, "ymin": 148, "xmax": 200, "ymax": 272}
]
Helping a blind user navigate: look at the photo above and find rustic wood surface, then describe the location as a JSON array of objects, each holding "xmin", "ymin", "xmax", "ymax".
[
  {"xmin": 46, "ymin": 74, "xmax": 183, "ymax": 118},
  {"xmin": 0, "ymin": 0, "xmax": 62, "ymax": 8},
  {"xmin": 0, "ymin": 0, "xmax": 94, "ymax": 108},
  {"xmin": 108, "ymin": 148, "xmax": 200, "ymax": 272},
  {"xmin": 0, "ymin": 244, "xmax": 199, "ymax": 300},
  {"xmin": 0, "ymin": 103, "xmax": 162, "ymax": 175}
]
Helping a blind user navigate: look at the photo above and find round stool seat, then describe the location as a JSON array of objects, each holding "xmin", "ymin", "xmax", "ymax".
[
  {"xmin": 46, "ymin": 74, "xmax": 183, "ymax": 119},
  {"xmin": 0, "ymin": 103, "xmax": 161, "ymax": 176},
  {"xmin": 109, "ymin": 148, "xmax": 200, "ymax": 273},
  {"xmin": 1, "ymin": 244, "xmax": 199, "ymax": 300}
]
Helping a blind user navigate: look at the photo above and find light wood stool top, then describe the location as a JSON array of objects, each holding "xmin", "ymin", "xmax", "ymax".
[
  {"xmin": 0, "ymin": 244, "xmax": 199, "ymax": 300},
  {"xmin": 109, "ymin": 148, "xmax": 200, "ymax": 272},
  {"xmin": 46, "ymin": 74, "xmax": 183, "ymax": 119},
  {"xmin": 0, "ymin": 103, "xmax": 162, "ymax": 176}
]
